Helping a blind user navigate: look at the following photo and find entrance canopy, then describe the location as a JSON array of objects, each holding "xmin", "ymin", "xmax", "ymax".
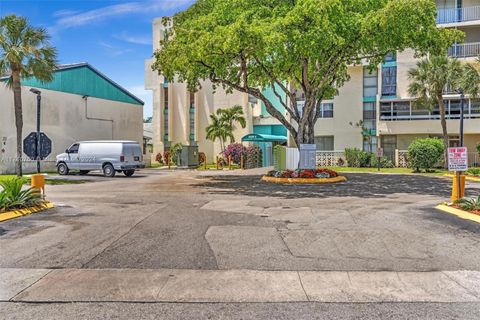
[{"xmin": 241, "ymin": 133, "xmax": 287, "ymax": 142}]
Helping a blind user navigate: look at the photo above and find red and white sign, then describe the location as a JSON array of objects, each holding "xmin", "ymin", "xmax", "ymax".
[{"xmin": 448, "ymin": 147, "xmax": 468, "ymax": 172}]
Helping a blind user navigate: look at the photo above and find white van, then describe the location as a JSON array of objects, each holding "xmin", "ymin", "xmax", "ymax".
[{"xmin": 56, "ymin": 141, "xmax": 145, "ymax": 177}]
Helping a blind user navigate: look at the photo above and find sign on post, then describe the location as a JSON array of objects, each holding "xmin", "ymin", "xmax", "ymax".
[
  {"xmin": 377, "ymin": 148, "xmax": 384, "ymax": 158},
  {"xmin": 448, "ymin": 147, "xmax": 468, "ymax": 172},
  {"xmin": 23, "ymin": 132, "xmax": 52, "ymax": 160},
  {"xmin": 299, "ymin": 144, "xmax": 316, "ymax": 169}
]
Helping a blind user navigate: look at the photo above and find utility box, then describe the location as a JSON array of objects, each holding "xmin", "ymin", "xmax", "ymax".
[{"xmin": 177, "ymin": 145, "xmax": 199, "ymax": 168}]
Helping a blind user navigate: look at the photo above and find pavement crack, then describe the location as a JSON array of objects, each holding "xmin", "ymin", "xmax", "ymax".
[
  {"xmin": 441, "ymin": 271, "xmax": 480, "ymax": 299},
  {"xmin": 80, "ymin": 210, "xmax": 159, "ymax": 268},
  {"xmin": 10, "ymin": 269, "xmax": 54, "ymax": 301},
  {"xmin": 296, "ymin": 271, "xmax": 310, "ymax": 302}
]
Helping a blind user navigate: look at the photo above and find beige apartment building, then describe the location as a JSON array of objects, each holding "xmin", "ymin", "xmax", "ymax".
[{"xmin": 146, "ymin": 0, "xmax": 480, "ymax": 166}]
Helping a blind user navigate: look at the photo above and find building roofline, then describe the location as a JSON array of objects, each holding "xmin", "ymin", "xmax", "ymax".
[{"xmin": 1, "ymin": 63, "xmax": 144, "ymax": 105}]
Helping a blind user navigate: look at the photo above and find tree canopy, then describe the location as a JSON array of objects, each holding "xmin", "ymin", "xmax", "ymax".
[{"xmin": 153, "ymin": 0, "xmax": 461, "ymax": 147}]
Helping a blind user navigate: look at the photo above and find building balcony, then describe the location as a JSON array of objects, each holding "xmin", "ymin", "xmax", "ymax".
[
  {"xmin": 380, "ymin": 99, "xmax": 480, "ymax": 122},
  {"xmin": 437, "ymin": 5, "xmax": 480, "ymax": 25},
  {"xmin": 448, "ymin": 42, "xmax": 480, "ymax": 58}
]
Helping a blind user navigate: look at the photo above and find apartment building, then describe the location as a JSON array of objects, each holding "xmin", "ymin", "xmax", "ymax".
[{"xmin": 146, "ymin": 0, "xmax": 480, "ymax": 166}]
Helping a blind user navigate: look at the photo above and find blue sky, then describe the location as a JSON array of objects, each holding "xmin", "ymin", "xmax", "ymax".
[{"xmin": 0, "ymin": 0, "xmax": 195, "ymax": 118}]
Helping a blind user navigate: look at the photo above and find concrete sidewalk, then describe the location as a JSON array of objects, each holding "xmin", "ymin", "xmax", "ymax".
[{"xmin": 2, "ymin": 268, "xmax": 479, "ymax": 303}]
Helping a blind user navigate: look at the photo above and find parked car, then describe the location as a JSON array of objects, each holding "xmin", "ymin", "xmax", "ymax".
[{"xmin": 56, "ymin": 141, "xmax": 145, "ymax": 177}]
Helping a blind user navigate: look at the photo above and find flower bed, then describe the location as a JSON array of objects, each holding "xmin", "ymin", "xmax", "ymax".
[{"xmin": 262, "ymin": 169, "xmax": 347, "ymax": 184}]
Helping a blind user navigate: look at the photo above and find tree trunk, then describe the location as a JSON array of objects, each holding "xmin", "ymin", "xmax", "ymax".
[
  {"xmin": 438, "ymin": 95, "xmax": 449, "ymax": 169},
  {"xmin": 12, "ymin": 70, "xmax": 23, "ymax": 176}
]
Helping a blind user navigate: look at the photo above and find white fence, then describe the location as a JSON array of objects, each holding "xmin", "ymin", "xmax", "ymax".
[{"xmin": 286, "ymin": 147, "xmax": 299, "ymax": 170}]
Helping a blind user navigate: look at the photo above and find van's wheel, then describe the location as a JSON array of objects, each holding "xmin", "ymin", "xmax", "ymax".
[
  {"xmin": 103, "ymin": 164, "xmax": 116, "ymax": 177},
  {"xmin": 123, "ymin": 170, "xmax": 135, "ymax": 177},
  {"xmin": 57, "ymin": 163, "xmax": 69, "ymax": 175},
  {"xmin": 79, "ymin": 170, "xmax": 90, "ymax": 175}
]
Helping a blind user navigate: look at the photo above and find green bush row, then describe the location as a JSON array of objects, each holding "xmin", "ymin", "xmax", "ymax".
[{"xmin": 344, "ymin": 148, "xmax": 393, "ymax": 168}]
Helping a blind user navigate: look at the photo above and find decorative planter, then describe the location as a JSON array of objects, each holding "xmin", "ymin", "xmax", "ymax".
[{"xmin": 261, "ymin": 175, "xmax": 347, "ymax": 184}]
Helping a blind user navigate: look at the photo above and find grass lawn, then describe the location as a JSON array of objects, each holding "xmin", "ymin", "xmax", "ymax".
[
  {"xmin": 0, "ymin": 174, "xmax": 88, "ymax": 185},
  {"xmin": 325, "ymin": 166, "xmax": 449, "ymax": 176}
]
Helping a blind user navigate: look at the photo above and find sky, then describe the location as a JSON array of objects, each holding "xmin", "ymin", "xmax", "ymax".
[{"xmin": 0, "ymin": 0, "xmax": 195, "ymax": 118}]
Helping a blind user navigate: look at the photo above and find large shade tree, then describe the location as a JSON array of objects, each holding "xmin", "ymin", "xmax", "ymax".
[
  {"xmin": 0, "ymin": 15, "xmax": 57, "ymax": 176},
  {"xmin": 153, "ymin": 0, "xmax": 460, "ymax": 149},
  {"xmin": 408, "ymin": 55, "xmax": 480, "ymax": 166}
]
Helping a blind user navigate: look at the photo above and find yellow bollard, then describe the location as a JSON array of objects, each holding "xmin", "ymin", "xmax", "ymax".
[
  {"xmin": 31, "ymin": 174, "xmax": 45, "ymax": 199},
  {"xmin": 451, "ymin": 174, "xmax": 466, "ymax": 203}
]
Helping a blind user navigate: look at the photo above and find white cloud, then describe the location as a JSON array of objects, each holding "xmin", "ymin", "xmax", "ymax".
[
  {"xmin": 114, "ymin": 32, "xmax": 151, "ymax": 46},
  {"xmin": 50, "ymin": 0, "xmax": 193, "ymax": 32},
  {"xmin": 52, "ymin": 9, "xmax": 80, "ymax": 18},
  {"xmin": 98, "ymin": 40, "xmax": 134, "ymax": 57}
]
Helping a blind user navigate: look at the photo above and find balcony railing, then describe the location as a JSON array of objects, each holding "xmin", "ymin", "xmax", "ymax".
[
  {"xmin": 380, "ymin": 99, "xmax": 480, "ymax": 121},
  {"xmin": 448, "ymin": 42, "xmax": 480, "ymax": 58},
  {"xmin": 437, "ymin": 5, "xmax": 480, "ymax": 24}
]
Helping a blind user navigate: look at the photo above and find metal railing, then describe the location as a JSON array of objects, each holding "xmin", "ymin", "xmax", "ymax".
[
  {"xmin": 448, "ymin": 42, "xmax": 480, "ymax": 58},
  {"xmin": 437, "ymin": 6, "xmax": 480, "ymax": 24}
]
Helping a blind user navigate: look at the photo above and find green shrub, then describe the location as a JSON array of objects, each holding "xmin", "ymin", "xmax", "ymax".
[
  {"xmin": 245, "ymin": 145, "xmax": 262, "ymax": 169},
  {"xmin": 467, "ymin": 168, "xmax": 480, "ymax": 176},
  {"xmin": 371, "ymin": 156, "xmax": 394, "ymax": 168},
  {"xmin": 0, "ymin": 178, "xmax": 42, "ymax": 212},
  {"xmin": 455, "ymin": 196, "xmax": 480, "ymax": 211},
  {"xmin": 407, "ymin": 138, "xmax": 444, "ymax": 172},
  {"xmin": 344, "ymin": 148, "xmax": 373, "ymax": 167},
  {"xmin": 476, "ymin": 143, "xmax": 480, "ymax": 155}
]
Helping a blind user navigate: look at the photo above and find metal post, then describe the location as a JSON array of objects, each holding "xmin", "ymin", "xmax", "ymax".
[
  {"xmin": 457, "ymin": 89, "xmax": 465, "ymax": 201},
  {"xmin": 36, "ymin": 94, "xmax": 41, "ymax": 173},
  {"xmin": 460, "ymin": 90, "xmax": 465, "ymax": 147}
]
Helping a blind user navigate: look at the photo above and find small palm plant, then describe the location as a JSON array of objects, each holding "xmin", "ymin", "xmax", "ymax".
[
  {"xmin": 0, "ymin": 177, "xmax": 42, "ymax": 212},
  {"xmin": 455, "ymin": 196, "xmax": 480, "ymax": 212}
]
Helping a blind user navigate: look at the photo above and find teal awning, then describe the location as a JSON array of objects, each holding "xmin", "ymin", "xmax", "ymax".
[{"xmin": 241, "ymin": 133, "xmax": 287, "ymax": 142}]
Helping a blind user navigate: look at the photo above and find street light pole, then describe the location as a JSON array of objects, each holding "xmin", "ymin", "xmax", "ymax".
[{"xmin": 30, "ymin": 88, "xmax": 42, "ymax": 173}]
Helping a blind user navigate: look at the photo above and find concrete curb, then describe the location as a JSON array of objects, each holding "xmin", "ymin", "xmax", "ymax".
[
  {"xmin": 435, "ymin": 204, "xmax": 480, "ymax": 224},
  {"xmin": 2, "ymin": 268, "xmax": 480, "ymax": 303},
  {"xmin": 0, "ymin": 201, "xmax": 54, "ymax": 223}
]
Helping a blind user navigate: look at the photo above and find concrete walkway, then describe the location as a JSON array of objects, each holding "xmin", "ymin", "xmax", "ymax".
[{"xmin": 2, "ymin": 268, "xmax": 480, "ymax": 303}]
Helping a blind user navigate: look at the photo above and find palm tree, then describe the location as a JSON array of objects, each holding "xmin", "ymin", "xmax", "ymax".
[
  {"xmin": 205, "ymin": 114, "xmax": 233, "ymax": 152},
  {"xmin": 408, "ymin": 55, "xmax": 479, "ymax": 167},
  {"xmin": 0, "ymin": 15, "xmax": 57, "ymax": 176},
  {"xmin": 217, "ymin": 105, "xmax": 246, "ymax": 143}
]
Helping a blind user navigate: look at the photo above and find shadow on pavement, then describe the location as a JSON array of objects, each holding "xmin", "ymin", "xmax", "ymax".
[{"xmin": 195, "ymin": 173, "xmax": 464, "ymax": 199}]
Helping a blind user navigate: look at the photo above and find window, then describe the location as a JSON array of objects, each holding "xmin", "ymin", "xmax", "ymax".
[
  {"xmin": 381, "ymin": 136, "xmax": 397, "ymax": 161},
  {"xmin": 163, "ymin": 87, "xmax": 169, "ymax": 142},
  {"xmin": 318, "ymin": 102, "xmax": 333, "ymax": 118},
  {"xmin": 381, "ymin": 67, "xmax": 397, "ymax": 96},
  {"xmin": 189, "ymin": 92, "xmax": 195, "ymax": 143},
  {"xmin": 392, "ymin": 101, "xmax": 410, "ymax": 118},
  {"xmin": 363, "ymin": 67, "xmax": 378, "ymax": 97},
  {"xmin": 68, "ymin": 144, "xmax": 79, "ymax": 154},
  {"xmin": 380, "ymin": 102, "xmax": 392, "ymax": 119},
  {"xmin": 314, "ymin": 136, "xmax": 334, "ymax": 151},
  {"xmin": 363, "ymin": 102, "xmax": 376, "ymax": 120},
  {"xmin": 385, "ymin": 52, "xmax": 396, "ymax": 63},
  {"xmin": 363, "ymin": 136, "xmax": 377, "ymax": 153}
]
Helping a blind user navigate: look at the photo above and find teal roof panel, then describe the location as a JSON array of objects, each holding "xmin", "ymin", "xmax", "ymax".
[{"xmin": 5, "ymin": 63, "xmax": 144, "ymax": 105}]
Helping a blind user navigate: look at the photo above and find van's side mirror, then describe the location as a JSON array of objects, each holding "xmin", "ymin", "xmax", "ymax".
[{"xmin": 65, "ymin": 149, "xmax": 70, "ymax": 153}]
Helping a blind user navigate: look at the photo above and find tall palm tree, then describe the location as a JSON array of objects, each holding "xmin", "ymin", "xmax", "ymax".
[
  {"xmin": 205, "ymin": 114, "xmax": 233, "ymax": 152},
  {"xmin": 0, "ymin": 15, "xmax": 57, "ymax": 176},
  {"xmin": 408, "ymin": 55, "xmax": 479, "ymax": 167},
  {"xmin": 217, "ymin": 105, "xmax": 246, "ymax": 143}
]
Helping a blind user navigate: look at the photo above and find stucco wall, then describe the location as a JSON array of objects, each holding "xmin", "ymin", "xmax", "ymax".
[
  {"xmin": 313, "ymin": 66, "xmax": 364, "ymax": 150},
  {"xmin": 0, "ymin": 85, "xmax": 143, "ymax": 174}
]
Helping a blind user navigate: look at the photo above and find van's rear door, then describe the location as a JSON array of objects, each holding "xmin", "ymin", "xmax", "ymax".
[{"xmin": 123, "ymin": 143, "xmax": 142, "ymax": 164}]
